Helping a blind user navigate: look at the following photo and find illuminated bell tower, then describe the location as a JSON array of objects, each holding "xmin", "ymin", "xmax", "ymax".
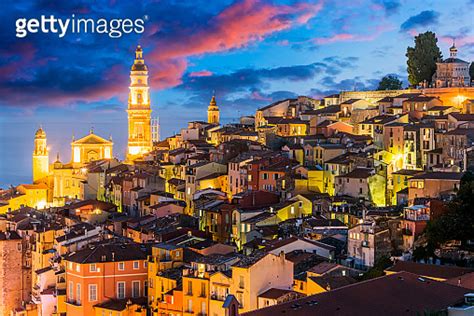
[
  {"xmin": 32, "ymin": 127, "xmax": 49, "ymax": 183},
  {"xmin": 127, "ymin": 45, "xmax": 152, "ymax": 160},
  {"xmin": 207, "ymin": 94, "xmax": 220, "ymax": 124}
]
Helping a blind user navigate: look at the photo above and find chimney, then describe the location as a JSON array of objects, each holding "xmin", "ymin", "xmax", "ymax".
[{"xmin": 279, "ymin": 250, "xmax": 285, "ymax": 260}]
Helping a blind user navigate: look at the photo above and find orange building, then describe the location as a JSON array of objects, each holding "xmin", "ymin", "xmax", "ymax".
[{"xmin": 64, "ymin": 243, "xmax": 148, "ymax": 316}]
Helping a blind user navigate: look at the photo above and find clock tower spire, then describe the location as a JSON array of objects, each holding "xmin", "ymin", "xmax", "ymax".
[{"xmin": 127, "ymin": 45, "xmax": 152, "ymax": 161}]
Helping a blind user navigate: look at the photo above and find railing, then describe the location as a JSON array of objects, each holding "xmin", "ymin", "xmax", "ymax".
[
  {"xmin": 405, "ymin": 213, "xmax": 430, "ymax": 221},
  {"xmin": 211, "ymin": 294, "xmax": 226, "ymax": 301},
  {"xmin": 66, "ymin": 299, "xmax": 82, "ymax": 306}
]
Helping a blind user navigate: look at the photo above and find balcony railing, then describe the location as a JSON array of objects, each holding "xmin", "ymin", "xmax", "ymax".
[
  {"xmin": 405, "ymin": 214, "xmax": 430, "ymax": 221},
  {"xmin": 211, "ymin": 294, "xmax": 226, "ymax": 301},
  {"xmin": 66, "ymin": 299, "xmax": 82, "ymax": 306}
]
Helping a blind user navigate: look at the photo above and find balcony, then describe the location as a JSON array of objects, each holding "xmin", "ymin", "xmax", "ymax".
[
  {"xmin": 405, "ymin": 214, "xmax": 430, "ymax": 221},
  {"xmin": 211, "ymin": 294, "xmax": 226, "ymax": 301},
  {"xmin": 66, "ymin": 299, "xmax": 82, "ymax": 306},
  {"xmin": 402, "ymin": 228, "xmax": 413, "ymax": 236}
]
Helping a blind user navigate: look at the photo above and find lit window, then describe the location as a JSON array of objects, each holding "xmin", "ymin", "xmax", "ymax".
[
  {"xmin": 132, "ymin": 281, "xmax": 140, "ymax": 298},
  {"xmin": 68, "ymin": 281, "xmax": 74, "ymax": 300},
  {"xmin": 117, "ymin": 282, "xmax": 125, "ymax": 299},
  {"xmin": 89, "ymin": 284, "xmax": 97, "ymax": 302},
  {"xmin": 76, "ymin": 283, "xmax": 81, "ymax": 304}
]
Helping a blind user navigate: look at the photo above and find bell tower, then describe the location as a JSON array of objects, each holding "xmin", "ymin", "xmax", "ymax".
[
  {"xmin": 127, "ymin": 45, "xmax": 152, "ymax": 161},
  {"xmin": 207, "ymin": 94, "xmax": 220, "ymax": 125},
  {"xmin": 32, "ymin": 127, "xmax": 49, "ymax": 183}
]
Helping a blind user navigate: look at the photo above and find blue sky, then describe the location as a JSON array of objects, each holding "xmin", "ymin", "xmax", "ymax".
[{"xmin": 0, "ymin": 0, "xmax": 473, "ymax": 187}]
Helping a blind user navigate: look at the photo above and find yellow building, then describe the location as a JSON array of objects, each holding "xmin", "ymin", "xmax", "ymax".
[
  {"xmin": 207, "ymin": 95, "xmax": 220, "ymax": 125},
  {"xmin": 182, "ymin": 270, "xmax": 210, "ymax": 316},
  {"xmin": 0, "ymin": 183, "xmax": 48, "ymax": 213},
  {"xmin": 127, "ymin": 45, "xmax": 153, "ymax": 160},
  {"xmin": 71, "ymin": 130, "xmax": 113, "ymax": 164},
  {"xmin": 32, "ymin": 127, "xmax": 49, "ymax": 183},
  {"xmin": 209, "ymin": 271, "xmax": 232, "ymax": 316},
  {"xmin": 229, "ymin": 253, "xmax": 294, "ymax": 313}
]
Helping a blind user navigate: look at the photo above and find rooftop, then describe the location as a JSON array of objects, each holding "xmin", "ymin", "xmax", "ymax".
[{"xmin": 242, "ymin": 272, "xmax": 470, "ymax": 316}]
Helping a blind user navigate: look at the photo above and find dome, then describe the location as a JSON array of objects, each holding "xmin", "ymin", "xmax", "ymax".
[{"xmin": 35, "ymin": 127, "xmax": 46, "ymax": 138}]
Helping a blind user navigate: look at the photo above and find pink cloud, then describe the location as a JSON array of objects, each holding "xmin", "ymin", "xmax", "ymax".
[
  {"xmin": 145, "ymin": 0, "xmax": 323, "ymax": 90},
  {"xmin": 313, "ymin": 24, "xmax": 394, "ymax": 45},
  {"xmin": 250, "ymin": 90, "xmax": 272, "ymax": 101},
  {"xmin": 189, "ymin": 70, "xmax": 213, "ymax": 77},
  {"xmin": 439, "ymin": 35, "xmax": 474, "ymax": 48}
]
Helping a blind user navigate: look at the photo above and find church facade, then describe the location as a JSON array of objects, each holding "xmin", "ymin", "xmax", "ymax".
[
  {"xmin": 31, "ymin": 128, "xmax": 113, "ymax": 206},
  {"xmin": 432, "ymin": 43, "xmax": 471, "ymax": 88}
]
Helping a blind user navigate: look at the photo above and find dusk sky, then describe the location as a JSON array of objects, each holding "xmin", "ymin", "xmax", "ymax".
[{"xmin": 0, "ymin": 0, "xmax": 473, "ymax": 187}]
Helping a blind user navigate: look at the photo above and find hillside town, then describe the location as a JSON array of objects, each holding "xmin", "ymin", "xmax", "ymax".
[{"xmin": 1, "ymin": 40, "xmax": 474, "ymax": 316}]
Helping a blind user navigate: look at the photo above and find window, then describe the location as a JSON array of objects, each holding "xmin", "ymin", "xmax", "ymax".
[
  {"xmin": 90, "ymin": 264, "xmax": 97, "ymax": 272},
  {"xmin": 187, "ymin": 299, "xmax": 193, "ymax": 313},
  {"xmin": 76, "ymin": 264, "xmax": 80, "ymax": 273},
  {"xmin": 132, "ymin": 281, "xmax": 140, "ymax": 298},
  {"xmin": 144, "ymin": 261, "xmax": 148, "ymax": 268},
  {"xmin": 201, "ymin": 301, "xmax": 206, "ymax": 315},
  {"xmin": 133, "ymin": 261, "xmax": 139, "ymax": 270},
  {"xmin": 68, "ymin": 281, "xmax": 74, "ymax": 300},
  {"xmin": 200, "ymin": 282, "xmax": 206, "ymax": 297},
  {"xmin": 262, "ymin": 173, "xmax": 268, "ymax": 180},
  {"xmin": 76, "ymin": 283, "xmax": 81, "ymax": 304},
  {"xmin": 118, "ymin": 262, "xmax": 125, "ymax": 271},
  {"xmin": 238, "ymin": 292, "xmax": 243, "ymax": 308},
  {"xmin": 239, "ymin": 276, "xmax": 244, "ymax": 289},
  {"xmin": 187, "ymin": 280, "xmax": 193, "ymax": 295},
  {"xmin": 89, "ymin": 284, "xmax": 97, "ymax": 302},
  {"xmin": 117, "ymin": 282, "xmax": 125, "ymax": 299}
]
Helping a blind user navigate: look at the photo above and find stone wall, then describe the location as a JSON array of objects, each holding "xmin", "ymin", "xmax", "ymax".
[{"xmin": 0, "ymin": 237, "xmax": 23, "ymax": 316}]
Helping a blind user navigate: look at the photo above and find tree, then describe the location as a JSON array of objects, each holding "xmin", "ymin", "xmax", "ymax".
[
  {"xmin": 377, "ymin": 74, "xmax": 403, "ymax": 90},
  {"xmin": 358, "ymin": 256, "xmax": 393, "ymax": 281},
  {"xmin": 406, "ymin": 31, "xmax": 442, "ymax": 86},
  {"xmin": 425, "ymin": 171, "xmax": 474, "ymax": 247}
]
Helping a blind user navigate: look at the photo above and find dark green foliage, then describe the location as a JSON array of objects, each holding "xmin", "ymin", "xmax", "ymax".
[
  {"xmin": 377, "ymin": 74, "xmax": 403, "ymax": 90},
  {"xmin": 406, "ymin": 31, "xmax": 442, "ymax": 86},
  {"xmin": 424, "ymin": 172, "xmax": 474, "ymax": 248},
  {"xmin": 358, "ymin": 256, "xmax": 393, "ymax": 281}
]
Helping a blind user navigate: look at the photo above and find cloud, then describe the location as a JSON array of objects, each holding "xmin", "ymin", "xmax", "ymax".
[
  {"xmin": 439, "ymin": 27, "xmax": 474, "ymax": 49},
  {"xmin": 371, "ymin": 0, "xmax": 401, "ymax": 16},
  {"xmin": 145, "ymin": 0, "xmax": 324, "ymax": 89},
  {"xmin": 0, "ymin": 0, "xmax": 324, "ymax": 109},
  {"xmin": 313, "ymin": 24, "xmax": 394, "ymax": 45},
  {"xmin": 400, "ymin": 10, "xmax": 440, "ymax": 33},
  {"xmin": 171, "ymin": 55, "xmax": 360, "ymax": 113},
  {"xmin": 189, "ymin": 70, "xmax": 213, "ymax": 77}
]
